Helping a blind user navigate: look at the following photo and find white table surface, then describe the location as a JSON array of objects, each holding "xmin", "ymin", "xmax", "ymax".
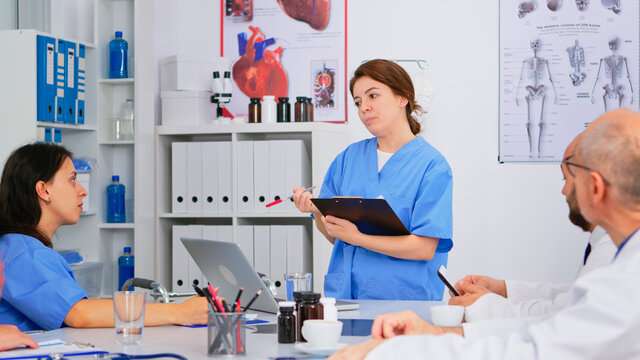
[{"xmin": 25, "ymin": 300, "xmax": 441, "ymax": 360}]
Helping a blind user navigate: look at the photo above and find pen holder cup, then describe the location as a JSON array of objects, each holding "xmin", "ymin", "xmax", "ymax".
[{"xmin": 207, "ymin": 311, "xmax": 247, "ymax": 357}]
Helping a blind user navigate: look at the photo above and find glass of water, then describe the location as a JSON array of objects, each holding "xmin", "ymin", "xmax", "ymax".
[
  {"xmin": 113, "ymin": 291, "xmax": 145, "ymax": 345},
  {"xmin": 284, "ymin": 273, "xmax": 312, "ymax": 301}
]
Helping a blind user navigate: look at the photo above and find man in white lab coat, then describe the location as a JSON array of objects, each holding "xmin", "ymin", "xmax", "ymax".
[
  {"xmin": 448, "ymin": 137, "xmax": 617, "ymax": 322},
  {"xmin": 329, "ymin": 108, "xmax": 640, "ymax": 360}
]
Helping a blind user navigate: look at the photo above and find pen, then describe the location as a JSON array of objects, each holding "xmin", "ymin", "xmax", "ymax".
[
  {"xmin": 209, "ymin": 284, "xmax": 226, "ymax": 313},
  {"xmin": 231, "ymin": 287, "xmax": 244, "ymax": 312},
  {"xmin": 265, "ymin": 186, "xmax": 317, "ymax": 207},
  {"xmin": 242, "ymin": 289, "xmax": 262, "ymax": 311}
]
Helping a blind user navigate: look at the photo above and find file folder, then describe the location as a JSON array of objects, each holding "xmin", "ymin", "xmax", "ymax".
[
  {"xmin": 285, "ymin": 140, "xmax": 311, "ymax": 213},
  {"xmin": 269, "ymin": 141, "xmax": 287, "ymax": 214},
  {"xmin": 172, "ymin": 142, "xmax": 188, "ymax": 213},
  {"xmin": 64, "ymin": 41, "xmax": 76, "ymax": 124},
  {"xmin": 253, "ymin": 225, "xmax": 270, "ymax": 276},
  {"xmin": 253, "ymin": 141, "xmax": 270, "ymax": 212},
  {"xmin": 76, "ymin": 44, "xmax": 86, "ymax": 124},
  {"xmin": 44, "ymin": 128, "xmax": 53, "ymax": 143},
  {"xmin": 236, "ymin": 141, "xmax": 254, "ymax": 213},
  {"xmin": 187, "ymin": 225, "xmax": 204, "ymax": 287},
  {"xmin": 270, "ymin": 225, "xmax": 287, "ymax": 288},
  {"xmin": 54, "ymin": 128, "xmax": 62, "ymax": 144},
  {"xmin": 187, "ymin": 142, "xmax": 203, "ymax": 213},
  {"xmin": 202, "ymin": 142, "xmax": 219, "ymax": 213},
  {"xmin": 36, "ymin": 35, "xmax": 56, "ymax": 122},
  {"xmin": 217, "ymin": 142, "xmax": 232, "ymax": 212},
  {"xmin": 218, "ymin": 225, "xmax": 233, "ymax": 243},
  {"xmin": 55, "ymin": 39, "xmax": 66, "ymax": 123},
  {"xmin": 237, "ymin": 225, "xmax": 254, "ymax": 266},
  {"xmin": 172, "ymin": 225, "xmax": 190, "ymax": 292},
  {"xmin": 286, "ymin": 225, "xmax": 312, "ymax": 274}
]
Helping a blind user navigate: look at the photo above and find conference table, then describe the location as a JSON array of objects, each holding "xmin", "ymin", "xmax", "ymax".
[{"xmin": 20, "ymin": 300, "xmax": 439, "ymax": 360}]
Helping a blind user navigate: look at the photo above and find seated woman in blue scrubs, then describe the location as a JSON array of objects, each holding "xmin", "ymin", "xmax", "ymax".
[
  {"xmin": 293, "ymin": 59, "xmax": 453, "ymax": 300},
  {"xmin": 0, "ymin": 143, "xmax": 209, "ymax": 331},
  {"xmin": 0, "ymin": 260, "xmax": 38, "ymax": 351}
]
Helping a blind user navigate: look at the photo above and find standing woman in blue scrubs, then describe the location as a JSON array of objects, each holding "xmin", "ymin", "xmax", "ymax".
[
  {"xmin": 293, "ymin": 59, "xmax": 453, "ymax": 300},
  {"xmin": 0, "ymin": 143, "xmax": 209, "ymax": 331}
]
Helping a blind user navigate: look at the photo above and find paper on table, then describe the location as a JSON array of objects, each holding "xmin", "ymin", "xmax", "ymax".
[{"xmin": 0, "ymin": 339, "xmax": 104, "ymax": 358}]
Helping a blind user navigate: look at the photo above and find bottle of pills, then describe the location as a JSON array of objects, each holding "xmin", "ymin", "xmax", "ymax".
[
  {"xmin": 277, "ymin": 97, "xmax": 291, "ymax": 122},
  {"xmin": 298, "ymin": 292, "xmax": 323, "ymax": 342},
  {"xmin": 320, "ymin": 297, "xmax": 337, "ymax": 321},
  {"xmin": 305, "ymin": 97, "xmax": 314, "ymax": 122},
  {"xmin": 262, "ymin": 95, "xmax": 277, "ymax": 123},
  {"xmin": 248, "ymin": 97, "xmax": 261, "ymax": 123},
  {"xmin": 278, "ymin": 301, "xmax": 296, "ymax": 343},
  {"xmin": 294, "ymin": 96, "xmax": 307, "ymax": 122}
]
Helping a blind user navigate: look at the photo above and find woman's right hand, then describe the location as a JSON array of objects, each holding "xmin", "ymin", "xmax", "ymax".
[
  {"xmin": 292, "ymin": 187, "xmax": 319, "ymax": 213},
  {"xmin": 453, "ymin": 275, "xmax": 507, "ymax": 298}
]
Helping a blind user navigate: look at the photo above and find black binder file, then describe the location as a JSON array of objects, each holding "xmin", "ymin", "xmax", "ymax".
[{"xmin": 311, "ymin": 198, "xmax": 410, "ymax": 236}]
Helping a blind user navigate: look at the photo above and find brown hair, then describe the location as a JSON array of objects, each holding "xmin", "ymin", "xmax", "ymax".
[{"xmin": 349, "ymin": 59, "xmax": 422, "ymax": 135}]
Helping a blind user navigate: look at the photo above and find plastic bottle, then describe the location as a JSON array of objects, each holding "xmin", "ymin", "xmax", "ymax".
[
  {"xmin": 277, "ymin": 97, "xmax": 291, "ymax": 122},
  {"xmin": 320, "ymin": 297, "xmax": 337, "ymax": 321},
  {"xmin": 109, "ymin": 31, "xmax": 128, "ymax": 79},
  {"xmin": 118, "ymin": 246, "xmax": 135, "ymax": 291},
  {"xmin": 261, "ymin": 95, "xmax": 277, "ymax": 123},
  {"xmin": 107, "ymin": 175, "xmax": 126, "ymax": 223},
  {"xmin": 248, "ymin": 98, "xmax": 261, "ymax": 123},
  {"xmin": 277, "ymin": 301, "xmax": 296, "ymax": 343}
]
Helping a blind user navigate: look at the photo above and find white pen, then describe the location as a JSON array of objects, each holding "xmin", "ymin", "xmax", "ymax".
[{"xmin": 265, "ymin": 186, "xmax": 317, "ymax": 207}]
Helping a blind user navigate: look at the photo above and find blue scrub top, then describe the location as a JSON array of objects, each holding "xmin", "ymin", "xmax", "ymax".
[
  {"xmin": 0, "ymin": 233, "xmax": 87, "ymax": 331},
  {"xmin": 320, "ymin": 136, "xmax": 453, "ymax": 300}
]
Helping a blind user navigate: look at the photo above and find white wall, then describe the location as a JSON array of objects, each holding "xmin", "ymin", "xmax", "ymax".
[{"xmin": 152, "ymin": 0, "xmax": 589, "ymax": 285}]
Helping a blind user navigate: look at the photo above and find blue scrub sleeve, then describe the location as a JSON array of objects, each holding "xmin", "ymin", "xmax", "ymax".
[
  {"xmin": 410, "ymin": 157, "xmax": 453, "ymax": 252},
  {"xmin": 2, "ymin": 247, "xmax": 88, "ymax": 330}
]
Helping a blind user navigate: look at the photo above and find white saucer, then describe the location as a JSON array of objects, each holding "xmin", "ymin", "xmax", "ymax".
[{"xmin": 295, "ymin": 342, "xmax": 348, "ymax": 356}]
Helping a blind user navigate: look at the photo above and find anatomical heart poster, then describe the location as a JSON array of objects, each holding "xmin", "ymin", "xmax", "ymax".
[
  {"xmin": 498, "ymin": 0, "xmax": 639, "ymax": 162},
  {"xmin": 222, "ymin": 0, "xmax": 347, "ymax": 122}
]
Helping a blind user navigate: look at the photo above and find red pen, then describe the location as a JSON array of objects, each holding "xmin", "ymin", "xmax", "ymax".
[
  {"xmin": 265, "ymin": 186, "xmax": 317, "ymax": 207},
  {"xmin": 208, "ymin": 284, "xmax": 226, "ymax": 313}
]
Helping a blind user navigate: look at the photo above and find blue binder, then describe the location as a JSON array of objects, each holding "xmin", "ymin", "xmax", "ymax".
[
  {"xmin": 36, "ymin": 35, "xmax": 56, "ymax": 122},
  {"xmin": 44, "ymin": 128, "xmax": 53, "ymax": 142},
  {"xmin": 55, "ymin": 39, "xmax": 66, "ymax": 123},
  {"xmin": 54, "ymin": 129, "xmax": 62, "ymax": 144},
  {"xmin": 76, "ymin": 44, "xmax": 86, "ymax": 124},
  {"xmin": 64, "ymin": 41, "xmax": 77, "ymax": 124}
]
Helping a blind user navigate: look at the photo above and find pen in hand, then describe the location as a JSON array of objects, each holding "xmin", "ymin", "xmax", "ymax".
[{"xmin": 265, "ymin": 186, "xmax": 317, "ymax": 207}]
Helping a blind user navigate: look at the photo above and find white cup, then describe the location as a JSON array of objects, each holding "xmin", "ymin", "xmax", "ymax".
[
  {"xmin": 301, "ymin": 320, "xmax": 343, "ymax": 348},
  {"xmin": 430, "ymin": 305, "xmax": 464, "ymax": 327}
]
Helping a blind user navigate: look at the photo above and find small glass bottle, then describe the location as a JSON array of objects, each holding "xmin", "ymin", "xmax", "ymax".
[
  {"xmin": 277, "ymin": 97, "xmax": 291, "ymax": 122},
  {"xmin": 305, "ymin": 97, "xmax": 314, "ymax": 122},
  {"xmin": 293, "ymin": 291, "xmax": 305, "ymax": 341},
  {"xmin": 248, "ymin": 97, "xmax": 261, "ymax": 123},
  {"xmin": 277, "ymin": 301, "xmax": 296, "ymax": 343},
  {"xmin": 298, "ymin": 292, "xmax": 323, "ymax": 342},
  {"xmin": 320, "ymin": 297, "xmax": 337, "ymax": 321},
  {"xmin": 294, "ymin": 96, "xmax": 307, "ymax": 122}
]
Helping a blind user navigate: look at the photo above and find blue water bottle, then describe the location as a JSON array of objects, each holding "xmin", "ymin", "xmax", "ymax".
[
  {"xmin": 109, "ymin": 31, "xmax": 128, "ymax": 79},
  {"xmin": 106, "ymin": 175, "xmax": 126, "ymax": 223},
  {"xmin": 118, "ymin": 247, "xmax": 135, "ymax": 291}
]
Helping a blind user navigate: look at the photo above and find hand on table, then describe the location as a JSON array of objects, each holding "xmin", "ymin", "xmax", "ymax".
[
  {"xmin": 327, "ymin": 338, "xmax": 385, "ymax": 360},
  {"xmin": 176, "ymin": 295, "xmax": 210, "ymax": 325},
  {"xmin": 371, "ymin": 310, "xmax": 444, "ymax": 339},
  {"xmin": 0, "ymin": 325, "xmax": 38, "ymax": 351},
  {"xmin": 448, "ymin": 280, "xmax": 491, "ymax": 307},
  {"xmin": 453, "ymin": 275, "xmax": 507, "ymax": 298}
]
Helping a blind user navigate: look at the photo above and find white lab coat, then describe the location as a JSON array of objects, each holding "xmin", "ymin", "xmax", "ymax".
[
  {"xmin": 465, "ymin": 227, "xmax": 616, "ymax": 321},
  {"xmin": 366, "ymin": 230, "xmax": 640, "ymax": 360}
]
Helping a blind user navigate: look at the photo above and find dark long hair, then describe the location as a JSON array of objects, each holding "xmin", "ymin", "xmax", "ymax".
[
  {"xmin": 0, "ymin": 143, "xmax": 72, "ymax": 247},
  {"xmin": 349, "ymin": 59, "xmax": 423, "ymax": 135}
]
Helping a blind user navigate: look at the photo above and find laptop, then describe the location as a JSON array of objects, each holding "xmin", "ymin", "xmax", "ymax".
[{"xmin": 181, "ymin": 237, "xmax": 358, "ymax": 313}]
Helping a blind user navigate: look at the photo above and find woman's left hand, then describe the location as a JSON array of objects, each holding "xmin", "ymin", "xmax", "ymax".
[
  {"xmin": 324, "ymin": 215, "xmax": 362, "ymax": 245},
  {"xmin": 327, "ymin": 338, "xmax": 385, "ymax": 360}
]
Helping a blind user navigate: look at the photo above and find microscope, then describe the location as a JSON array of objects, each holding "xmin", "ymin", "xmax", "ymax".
[{"xmin": 211, "ymin": 71, "xmax": 233, "ymax": 122}]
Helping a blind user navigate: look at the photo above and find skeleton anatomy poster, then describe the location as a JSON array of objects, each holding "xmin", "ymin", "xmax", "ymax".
[
  {"xmin": 222, "ymin": 0, "xmax": 347, "ymax": 122},
  {"xmin": 499, "ymin": 0, "xmax": 638, "ymax": 162}
]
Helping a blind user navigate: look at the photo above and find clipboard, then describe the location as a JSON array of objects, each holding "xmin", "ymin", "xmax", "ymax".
[{"xmin": 311, "ymin": 198, "xmax": 410, "ymax": 236}]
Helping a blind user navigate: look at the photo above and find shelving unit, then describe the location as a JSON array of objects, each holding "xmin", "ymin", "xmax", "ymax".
[{"xmin": 155, "ymin": 122, "xmax": 348, "ymax": 292}]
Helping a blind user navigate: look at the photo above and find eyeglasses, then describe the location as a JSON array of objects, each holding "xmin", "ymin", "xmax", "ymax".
[{"xmin": 562, "ymin": 155, "xmax": 610, "ymax": 186}]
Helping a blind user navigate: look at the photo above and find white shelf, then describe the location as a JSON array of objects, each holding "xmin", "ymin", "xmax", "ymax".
[
  {"xmin": 36, "ymin": 122, "xmax": 97, "ymax": 131},
  {"xmin": 99, "ymin": 78, "xmax": 135, "ymax": 85},
  {"xmin": 157, "ymin": 122, "xmax": 347, "ymax": 135},
  {"xmin": 160, "ymin": 213, "xmax": 234, "ymax": 219},
  {"xmin": 80, "ymin": 210, "xmax": 97, "ymax": 216},
  {"xmin": 159, "ymin": 212, "xmax": 311, "ymax": 219},
  {"xmin": 99, "ymin": 140, "xmax": 135, "ymax": 145},
  {"xmin": 99, "ymin": 223, "xmax": 135, "ymax": 229}
]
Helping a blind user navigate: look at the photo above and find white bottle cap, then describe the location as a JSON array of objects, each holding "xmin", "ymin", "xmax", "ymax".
[{"xmin": 320, "ymin": 297, "xmax": 336, "ymax": 304}]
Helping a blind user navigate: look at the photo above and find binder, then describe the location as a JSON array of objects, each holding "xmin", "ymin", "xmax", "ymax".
[
  {"xmin": 36, "ymin": 35, "xmax": 56, "ymax": 122},
  {"xmin": 54, "ymin": 129, "xmax": 62, "ymax": 144},
  {"xmin": 217, "ymin": 142, "xmax": 232, "ymax": 212},
  {"xmin": 187, "ymin": 225, "xmax": 204, "ymax": 287},
  {"xmin": 218, "ymin": 225, "xmax": 233, "ymax": 242},
  {"xmin": 55, "ymin": 39, "xmax": 66, "ymax": 123},
  {"xmin": 44, "ymin": 128, "xmax": 53, "ymax": 143},
  {"xmin": 64, "ymin": 41, "xmax": 77, "ymax": 124},
  {"xmin": 172, "ymin": 225, "xmax": 190, "ymax": 292},
  {"xmin": 76, "ymin": 44, "xmax": 86, "ymax": 124},
  {"xmin": 201, "ymin": 142, "xmax": 219, "ymax": 213},
  {"xmin": 236, "ymin": 141, "xmax": 254, "ymax": 213},
  {"xmin": 253, "ymin": 141, "xmax": 270, "ymax": 212},
  {"xmin": 253, "ymin": 225, "xmax": 270, "ymax": 277},
  {"xmin": 37, "ymin": 127, "xmax": 46, "ymax": 142},
  {"xmin": 268, "ymin": 141, "xmax": 287, "ymax": 214},
  {"xmin": 237, "ymin": 225, "xmax": 254, "ymax": 266},
  {"xmin": 201, "ymin": 225, "xmax": 219, "ymax": 285},
  {"xmin": 187, "ymin": 142, "xmax": 203, "ymax": 213},
  {"xmin": 171, "ymin": 142, "xmax": 188, "ymax": 213},
  {"xmin": 286, "ymin": 225, "xmax": 311, "ymax": 274},
  {"xmin": 269, "ymin": 225, "xmax": 287, "ymax": 289},
  {"xmin": 285, "ymin": 140, "xmax": 310, "ymax": 213}
]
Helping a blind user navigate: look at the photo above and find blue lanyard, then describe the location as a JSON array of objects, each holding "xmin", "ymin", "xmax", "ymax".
[{"xmin": 614, "ymin": 227, "xmax": 640, "ymax": 259}]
